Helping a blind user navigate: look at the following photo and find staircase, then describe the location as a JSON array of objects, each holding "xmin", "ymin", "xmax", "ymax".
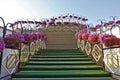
[
  {"xmin": 12, "ymin": 49, "xmax": 115, "ymax": 80},
  {"xmin": 45, "ymin": 32, "xmax": 77, "ymax": 49}
]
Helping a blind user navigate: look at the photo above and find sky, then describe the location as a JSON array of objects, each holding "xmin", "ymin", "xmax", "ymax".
[{"xmin": 0, "ymin": 0, "xmax": 120, "ymax": 26}]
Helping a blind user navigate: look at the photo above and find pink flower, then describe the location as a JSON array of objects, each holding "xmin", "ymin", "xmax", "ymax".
[
  {"xmin": 90, "ymin": 27, "xmax": 96, "ymax": 32},
  {"xmin": 63, "ymin": 22, "xmax": 69, "ymax": 26},
  {"xmin": 82, "ymin": 33, "xmax": 89, "ymax": 41},
  {"xmin": 95, "ymin": 24, "xmax": 101, "ymax": 29},
  {"xmin": 108, "ymin": 21, "xmax": 115, "ymax": 25},
  {"xmin": 56, "ymin": 22, "xmax": 62, "ymax": 25},
  {"xmin": 98, "ymin": 34, "xmax": 110, "ymax": 43},
  {"xmin": 82, "ymin": 18, "xmax": 88, "ymax": 21},
  {"xmin": 79, "ymin": 24, "xmax": 87, "ymax": 29}
]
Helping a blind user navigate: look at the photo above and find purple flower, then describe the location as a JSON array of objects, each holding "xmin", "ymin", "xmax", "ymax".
[
  {"xmin": 70, "ymin": 22, "xmax": 76, "ymax": 26},
  {"xmin": 108, "ymin": 21, "xmax": 115, "ymax": 25},
  {"xmin": 6, "ymin": 32, "xmax": 25, "ymax": 43},
  {"xmin": 63, "ymin": 22, "xmax": 69, "ymax": 25},
  {"xmin": 95, "ymin": 24, "xmax": 101, "ymax": 29},
  {"xmin": 0, "ymin": 43, "xmax": 5, "ymax": 52},
  {"xmin": 0, "ymin": 37, "xmax": 5, "ymax": 52},
  {"xmin": 12, "ymin": 32, "xmax": 25, "ymax": 42}
]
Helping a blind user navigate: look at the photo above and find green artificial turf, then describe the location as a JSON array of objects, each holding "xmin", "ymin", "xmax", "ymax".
[{"xmin": 12, "ymin": 49, "xmax": 115, "ymax": 80}]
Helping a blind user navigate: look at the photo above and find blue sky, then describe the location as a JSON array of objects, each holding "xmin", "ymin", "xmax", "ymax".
[{"xmin": 0, "ymin": 0, "xmax": 120, "ymax": 25}]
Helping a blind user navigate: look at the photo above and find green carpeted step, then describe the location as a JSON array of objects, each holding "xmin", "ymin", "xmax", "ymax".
[
  {"xmin": 32, "ymin": 55, "xmax": 88, "ymax": 58},
  {"xmin": 37, "ymin": 53, "xmax": 84, "ymax": 55},
  {"xmin": 12, "ymin": 49, "xmax": 114, "ymax": 80},
  {"xmin": 12, "ymin": 77, "xmax": 115, "ymax": 80},
  {"xmin": 26, "ymin": 61, "xmax": 96, "ymax": 65},
  {"xmin": 13, "ymin": 70, "xmax": 110, "ymax": 78},
  {"xmin": 29, "ymin": 57, "xmax": 91, "ymax": 61},
  {"xmin": 38, "ymin": 49, "xmax": 80, "ymax": 53},
  {"xmin": 20, "ymin": 65, "xmax": 103, "ymax": 70}
]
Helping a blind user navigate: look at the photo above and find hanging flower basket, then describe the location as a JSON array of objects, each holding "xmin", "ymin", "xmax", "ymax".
[
  {"xmin": 103, "ymin": 36, "xmax": 119, "ymax": 48},
  {"xmin": 98, "ymin": 34, "xmax": 110, "ymax": 44},
  {"xmin": 82, "ymin": 33, "xmax": 89, "ymax": 41},
  {"xmin": 23, "ymin": 33, "xmax": 33, "ymax": 45},
  {"xmin": 4, "ymin": 37, "xmax": 21, "ymax": 49},
  {"xmin": 116, "ymin": 20, "xmax": 120, "ymax": 25},
  {"xmin": 4, "ymin": 32, "xmax": 25, "ymax": 49},
  {"xmin": 88, "ymin": 34, "xmax": 99, "ymax": 44}
]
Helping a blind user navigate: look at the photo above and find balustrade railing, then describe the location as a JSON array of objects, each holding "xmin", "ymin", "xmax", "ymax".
[
  {"xmin": 0, "ymin": 17, "xmax": 47, "ymax": 79},
  {"xmin": 76, "ymin": 19, "xmax": 120, "ymax": 79}
]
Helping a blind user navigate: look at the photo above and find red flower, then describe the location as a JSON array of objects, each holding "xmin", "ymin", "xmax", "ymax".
[
  {"xmin": 62, "ymin": 16, "xmax": 66, "ymax": 19},
  {"xmin": 56, "ymin": 22, "xmax": 62, "ymax": 25},
  {"xmin": 69, "ymin": 15, "xmax": 72, "ymax": 18},
  {"xmin": 78, "ymin": 17, "xmax": 81, "ymax": 20},
  {"xmin": 77, "ymin": 33, "xmax": 83, "ymax": 39},
  {"xmin": 79, "ymin": 24, "xmax": 87, "ymax": 29},
  {"xmin": 28, "ymin": 21, "xmax": 34, "ymax": 24},
  {"xmin": 82, "ymin": 33, "xmax": 89, "ymax": 41},
  {"xmin": 74, "ymin": 16, "xmax": 78, "ymax": 18},
  {"xmin": 108, "ymin": 21, "xmax": 115, "ymax": 25},
  {"xmin": 118, "ymin": 38, "xmax": 120, "ymax": 45},
  {"xmin": 103, "ymin": 37, "xmax": 118, "ymax": 47},
  {"xmin": 48, "ymin": 22, "xmax": 55, "ymax": 26},
  {"xmin": 116, "ymin": 20, "xmax": 120, "ymax": 24},
  {"xmin": 42, "ymin": 21, "xmax": 47, "ymax": 25},
  {"xmin": 82, "ymin": 18, "xmax": 88, "ymax": 21},
  {"xmin": 103, "ymin": 22, "xmax": 109, "ymax": 26},
  {"xmin": 21, "ymin": 21, "xmax": 27, "ymax": 24},
  {"xmin": 32, "ymin": 33, "xmax": 38, "ymax": 40},
  {"xmin": 4, "ymin": 37, "xmax": 21, "ymax": 49},
  {"xmin": 58, "ymin": 16, "xmax": 61, "ymax": 18},
  {"xmin": 23, "ymin": 35, "xmax": 33, "ymax": 45},
  {"xmin": 63, "ymin": 22, "xmax": 69, "ymax": 26},
  {"xmin": 95, "ymin": 24, "xmax": 101, "ymax": 29},
  {"xmin": 88, "ymin": 34, "xmax": 99, "ymax": 44},
  {"xmin": 90, "ymin": 27, "xmax": 96, "ymax": 32}
]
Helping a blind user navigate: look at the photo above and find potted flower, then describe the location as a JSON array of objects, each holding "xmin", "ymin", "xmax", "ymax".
[
  {"xmin": 32, "ymin": 33, "xmax": 38, "ymax": 41},
  {"xmin": 88, "ymin": 34, "xmax": 99, "ymax": 44},
  {"xmin": 56, "ymin": 22, "xmax": 62, "ymax": 26},
  {"xmin": 4, "ymin": 32, "xmax": 24, "ymax": 49},
  {"xmin": 98, "ymin": 34, "xmax": 110, "ymax": 44},
  {"xmin": 63, "ymin": 22, "xmax": 70, "ymax": 26},
  {"xmin": 116, "ymin": 20, "xmax": 120, "ymax": 25},
  {"xmin": 90, "ymin": 27, "xmax": 96, "ymax": 32},
  {"xmin": 23, "ymin": 33, "xmax": 33, "ymax": 45},
  {"xmin": 41, "ymin": 21, "xmax": 47, "ymax": 31},
  {"xmin": 82, "ymin": 33, "xmax": 89, "ymax": 41},
  {"xmin": 103, "ymin": 36, "xmax": 119, "ymax": 47}
]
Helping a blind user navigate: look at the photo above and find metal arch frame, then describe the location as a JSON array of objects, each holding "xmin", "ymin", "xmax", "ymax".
[
  {"xmin": 97, "ymin": 19, "xmax": 106, "ymax": 33},
  {"xmin": 26, "ymin": 18, "xmax": 33, "ymax": 33}
]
